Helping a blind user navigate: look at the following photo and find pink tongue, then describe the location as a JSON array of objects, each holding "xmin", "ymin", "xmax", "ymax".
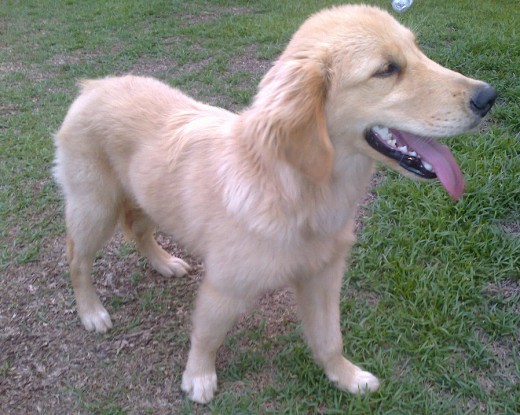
[{"xmin": 391, "ymin": 130, "xmax": 465, "ymax": 200}]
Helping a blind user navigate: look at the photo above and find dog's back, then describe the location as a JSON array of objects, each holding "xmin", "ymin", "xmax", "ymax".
[
  {"xmin": 55, "ymin": 76, "xmax": 198, "ymax": 174},
  {"xmin": 54, "ymin": 75, "xmax": 230, "ymax": 206}
]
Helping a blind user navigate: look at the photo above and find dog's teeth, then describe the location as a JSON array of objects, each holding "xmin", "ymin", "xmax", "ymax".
[
  {"xmin": 373, "ymin": 126, "xmax": 390, "ymax": 138},
  {"xmin": 423, "ymin": 161, "xmax": 434, "ymax": 171}
]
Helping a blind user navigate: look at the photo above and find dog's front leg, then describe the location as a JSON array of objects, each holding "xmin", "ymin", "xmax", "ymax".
[
  {"xmin": 292, "ymin": 260, "xmax": 380, "ymax": 394},
  {"xmin": 182, "ymin": 278, "xmax": 245, "ymax": 404}
]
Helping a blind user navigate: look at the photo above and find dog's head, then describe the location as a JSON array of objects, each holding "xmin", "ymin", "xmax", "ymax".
[{"xmin": 245, "ymin": 5, "xmax": 496, "ymax": 199}]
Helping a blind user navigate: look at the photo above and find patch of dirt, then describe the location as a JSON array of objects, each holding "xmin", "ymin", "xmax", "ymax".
[
  {"xmin": 501, "ymin": 219, "xmax": 520, "ymax": 236},
  {"xmin": 484, "ymin": 278, "xmax": 520, "ymax": 300},
  {"xmin": 0, "ymin": 219, "xmax": 290, "ymax": 413},
  {"xmin": 483, "ymin": 277, "xmax": 520, "ymax": 314},
  {"xmin": 128, "ymin": 56, "xmax": 182, "ymax": 79},
  {"xmin": 228, "ymin": 44, "xmax": 273, "ymax": 80},
  {"xmin": 0, "ymin": 103, "xmax": 20, "ymax": 117},
  {"xmin": 1, "ymin": 231, "xmax": 199, "ymax": 414},
  {"xmin": 354, "ymin": 172, "xmax": 385, "ymax": 233},
  {"xmin": 48, "ymin": 50, "xmax": 109, "ymax": 68},
  {"xmin": 0, "ymin": 60, "xmax": 48, "ymax": 83},
  {"xmin": 472, "ymin": 327, "xmax": 519, "ymax": 393}
]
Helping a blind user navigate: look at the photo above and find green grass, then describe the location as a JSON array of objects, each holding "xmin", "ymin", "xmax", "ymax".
[{"xmin": 1, "ymin": 0, "xmax": 518, "ymax": 414}]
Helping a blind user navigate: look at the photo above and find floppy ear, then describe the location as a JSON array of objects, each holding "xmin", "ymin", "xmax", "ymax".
[{"xmin": 247, "ymin": 57, "xmax": 333, "ymax": 183}]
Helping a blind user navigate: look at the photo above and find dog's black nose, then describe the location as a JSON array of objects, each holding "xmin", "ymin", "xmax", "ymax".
[{"xmin": 470, "ymin": 84, "xmax": 497, "ymax": 117}]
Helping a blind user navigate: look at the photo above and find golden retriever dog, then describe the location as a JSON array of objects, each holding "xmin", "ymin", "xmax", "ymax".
[{"xmin": 54, "ymin": 5, "xmax": 496, "ymax": 403}]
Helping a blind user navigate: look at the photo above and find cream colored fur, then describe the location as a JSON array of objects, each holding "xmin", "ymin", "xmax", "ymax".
[{"xmin": 54, "ymin": 5, "xmax": 490, "ymax": 404}]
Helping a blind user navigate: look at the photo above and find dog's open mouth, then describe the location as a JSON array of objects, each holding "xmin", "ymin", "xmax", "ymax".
[{"xmin": 365, "ymin": 126, "xmax": 464, "ymax": 200}]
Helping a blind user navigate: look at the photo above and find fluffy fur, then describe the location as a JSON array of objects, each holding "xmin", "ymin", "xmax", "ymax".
[{"xmin": 54, "ymin": 5, "xmax": 492, "ymax": 403}]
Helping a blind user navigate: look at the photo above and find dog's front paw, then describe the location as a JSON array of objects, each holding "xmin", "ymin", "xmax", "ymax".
[
  {"xmin": 78, "ymin": 302, "xmax": 113, "ymax": 333},
  {"xmin": 326, "ymin": 358, "xmax": 380, "ymax": 395},
  {"xmin": 181, "ymin": 371, "xmax": 217, "ymax": 404},
  {"xmin": 345, "ymin": 367, "xmax": 380, "ymax": 394}
]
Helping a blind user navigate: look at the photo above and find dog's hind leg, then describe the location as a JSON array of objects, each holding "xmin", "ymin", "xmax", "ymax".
[
  {"xmin": 65, "ymin": 193, "xmax": 120, "ymax": 333},
  {"xmin": 120, "ymin": 201, "xmax": 191, "ymax": 278}
]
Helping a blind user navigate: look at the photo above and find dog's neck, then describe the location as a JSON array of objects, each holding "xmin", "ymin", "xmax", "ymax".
[{"xmin": 221, "ymin": 116, "xmax": 375, "ymax": 238}]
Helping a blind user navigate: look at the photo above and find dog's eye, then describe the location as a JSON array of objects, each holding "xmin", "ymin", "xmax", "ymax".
[{"xmin": 373, "ymin": 63, "xmax": 400, "ymax": 78}]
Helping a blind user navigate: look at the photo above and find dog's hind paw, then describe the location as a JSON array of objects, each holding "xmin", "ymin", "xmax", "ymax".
[
  {"xmin": 153, "ymin": 256, "xmax": 191, "ymax": 278},
  {"xmin": 181, "ymin": 371, "xmax": 217, "ymax": 404}
]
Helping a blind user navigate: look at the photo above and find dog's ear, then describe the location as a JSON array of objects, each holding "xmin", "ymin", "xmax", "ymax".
[{"xmin": 246, "ymin": 57, "xmax": 333, "ymax": 183}]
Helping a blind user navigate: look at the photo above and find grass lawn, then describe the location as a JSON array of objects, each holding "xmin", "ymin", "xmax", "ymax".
[{"xmin": 1, "ymin": 0, "xmax": 518, "ymax": 414}]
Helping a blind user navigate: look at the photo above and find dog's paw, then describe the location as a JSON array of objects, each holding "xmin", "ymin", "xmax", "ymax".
[
  {"xmin": 326, "ymin": 359, "xmax": 380, "ymax": 395},
  {"xmin": 345, "ymin": 367, "xmax": 380, "ymax": 394},
  {"xmin": 78, "ymin": 304, "xmax": 113, "ymax": 333},
  {"xmin": 181, "ymin": 371, "xmax": 217, "ymax": 404},
  {"xmin": 153, "ymin": 256, "xmax": 191, "ymax": 278}
]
